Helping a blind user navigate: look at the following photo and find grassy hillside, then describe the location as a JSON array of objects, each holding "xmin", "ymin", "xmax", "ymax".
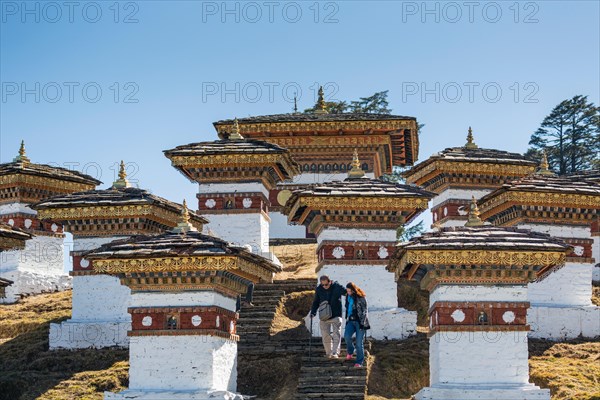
[
  {"xmin": 0, "ymin": 265, "xmax": 598, "ymax": 399},
  {"xmin": 0, "ymin": 291, "xmax": 127, "ymax": 400}
]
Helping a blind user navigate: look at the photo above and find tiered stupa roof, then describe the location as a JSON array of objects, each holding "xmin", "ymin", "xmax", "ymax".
[
  {"xmin": 164, "ymin": 118, "xmax": 299, "ymax": 189},
  {"xmin": 213, "ymin": 89, "xmax": 420, "ymax": 173},
  {"xmin": 479, "ymin": 158, "xmax": 600, "ymax": 227},
  {"xmin": 284, "ymin": 151, "xmax": 434, "ymax": 234},
  {"xmin": 404, "ymin": 128, "xmax": 537, "ymax": 192},
  {"xmin": 0, "ymin": 223, "xmax": 32, "ymax": 251},
  {"xmin": 389, "ymin": 224, "xmax": 571, "ymax": 290},
  {"xmin": 33, "ymin": 161, "xmax": 207, "ymax": 236},
  {"xmin": 0, "ymin": 141, "xmax": 101, "ymax": 204}
]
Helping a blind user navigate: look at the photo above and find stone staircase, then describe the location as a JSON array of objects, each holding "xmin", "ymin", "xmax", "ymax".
[
  {"xmin": 295, "ymin": 341, "xmax": 368, "ymax": 400},
  {"xmin": 236, "ymin": 278, "xmax": 368, "ymax": 399}
]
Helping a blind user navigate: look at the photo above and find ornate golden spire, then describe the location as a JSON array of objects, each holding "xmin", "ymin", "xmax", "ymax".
[
  {"xmin": 536, "ymin": 150, "xmax": 555, "ymax": 176},
  {"xmin": 13, "ymin": 140, "xmax": 30, "ymax": 163},
  {"xmin": 314, "ymin": 86, "xmax": 328, "ymax": 114},
  {"xmin": 173, "ymin": 199, "xmax": 197, "ymax": 233},
  {"xmin": 348, "ymin": 149, "xmax": 366, "ymax": 179},
  {"xmin": 112, "ymin": 160, "xmax": 131, "ymax": 189},
  {"xmin": 465, "ymin": 196, "xmax": 484, "ymax": 227},
  {"xmin": 228, "ymin": 117, "xmax": 244, "ymax": 140},
  {"xmin": 465, "ymin": 127, "xmax": 478, "ymax": 149}
]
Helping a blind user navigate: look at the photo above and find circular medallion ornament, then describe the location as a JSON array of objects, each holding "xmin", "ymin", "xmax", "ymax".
[
  {"xmin": 216, "ymin": 316, "xmax": 220, "ymax": 328},
  {"xmin": 332, "ymin": 246, "xmax": 345, "ymax": 259},
  {"xmin": 8, "ymin": 219, "xmax": 14, "ymax": 226},
  {"xmin": 276, "ymin": 190, "xmax": 293, "ymax": 206},
  {"xmin": 80, "ymin": 259, "xmax": 90, "ymax": 269},
  {"xmin": 205, "ymin": 199, "xmax": 216, "ymax": 209},
  {"xmin": 191, "ymin": 315, "xmax": 202, "ymax": 327},
  {"xmin": 51, "ymin": 223, "xmax": 59, "ymax": 232},
  {"xmin": 450, "ymin": 309, "xmax": 465, "ymax": 323},
  {"xmin": 141, "ymin": 316, "xmax": 153, "ymax": 327},
  {"xmin": 242, "ymin": 198, "xmax": 253, "ymax": 208},
  {"xmin": 377, "ymin": 246, "xmax": 389, "ymax": 259},
  {"xmin": 443, "ymin": 207, "xmax": 448, "ymax": 217},
  {"xmin": 573, "ymin": 246, "xmax": 585, "ymax": 256},
  {"xmin": 229, "ymin": 320, "xmax": 235, "ymax": 334},
  {"xmin": 24, "ymin": 219, "xmax": 32, "ymax": 228},
  {"xmin": 502, "ymin": 311, "xmax": 516, "ymax": 324}
]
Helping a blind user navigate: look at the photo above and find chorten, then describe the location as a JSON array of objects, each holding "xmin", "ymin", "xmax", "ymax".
[
  {"xmin": 404, "ymin": 127, "xmax": 537, "ymax": 227},
  {"xmin": 84, "ymin": 214, "xmax": 280, "ymax": 400},
  {"xmin": 389, "ymin": 208, "xmax": 570, "ymax": 400},
  {"xmin": 284, "ymin": 150, "xmax": 434, "ymax": 339},
  {"xmin": 213, "ymin": 90, "xmax": 420, "ymax": 238},
  {"xmin": 33, "ymin": 161, "xmax": 207, "ymax": 349},
  {"xmin": 0, "ymin": 224, "xmax": 32, "ymax": 298},
  {"xmin": 164, "ymin": 118, "xmax": 299, "ymax": 256},
  {"xmin": 478, "ymin": 158, "xmax": 600, "ymax": 339},
  {"xmin": 0, "ymin": 141, "xmax": 101, "ymax": 302}
]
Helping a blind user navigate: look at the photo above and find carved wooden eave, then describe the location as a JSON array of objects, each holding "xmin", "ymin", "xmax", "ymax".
[
  {"xmin": 0, "ymin": 224, "xmax": 32, "ymax": 251},
  {"xmin": 0, "ymin": 171, "xmax": 100, "ymax": 204},
  {"xmin": 214, "ymin": 114, "xmax": 419, "ymax": 171},
  {"xmin": 403, "ymin": 147, "xmax": 537, "ymax": 193},
  {"xmin": 478, "ymin": 175, "xmax": 600, "ymax": 226},
  {"xmin": 388, "ymin": 226, "xmax": 571, "ymax": 291}
]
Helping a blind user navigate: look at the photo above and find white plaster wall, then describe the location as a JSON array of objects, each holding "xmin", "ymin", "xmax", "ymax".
[
  {"xmin": 73, "ymin": 236, "xmax": 126, "ymax": 252},
  {"xmin": 290, "ymin": 172, "xmax": 375, "ymax": 185},
  {"xmin": 517, "ymin": 223, "xmax": 591, "ymax": 239},
  {"xmin": 415, "ymin": 386, "xmax": 549, "ymax": 400},
  {"xmin": 317, "ymin": 227, "xmax": 397, "ymax": 243},
  {"xmin": 430, "ymin": 285, "xmax": 528, "ymax": 305},
  {"xmin": 0, "ymin": 202, "xmax": 36, "ymax": 215},
  {"xmin": 528, "ymin": 262, "xmax": 593, "ymax": 306},
  {"xmin": 0, "ymin": 270, "xmax": 71, "ymax": 303},
  {"xmin": 198, "ymin": 182, "xmax": 268, "ymax": 198},
  {"xmin": 0, "ymin": 235, "xmax": 65, "ymax": 275},
  {"xmin": 318, "ymin": 264, "xmax": 397, "ymax": 309},
  {"xmin": 72, "ymin": 275, "xmax": 131, "ymax": 321},
  {"xmin": 205, "ymin": 213, "xmax": 268, "ymax": 254},
  {"xmin": 438, "ymin": 219, "xmax": 469, "ymax": 228},
  {"xmin": 430, "ymin": 188, "xmax": 491, "ymax": 210},
  {"xmin": 128, "ymin": 335, "xmax": 237, "ymax": 392},
  {"xmin": 269, "ymin": 211, "xmax": 307, "ymax": 239},
  {"xmin": 528, "ymin": 306, "xmax": 600, "ymax": 339},
  {"xmin": 131, "ymin": 291, "xmax": 236, "ymax": 312},
  {"xmin": 0, "ymin": 235, "xmax": 70, "ymax": 302},
  {"xmin": 50, "ymin": 321, "xmax": 130, "ymax": 349},
  {"xmin": 429, "ymin": 330, "xmax": 530, "ymax": 387},
  {"xmin": 592, "ymin": 236, "xmax": 599, "ymax": 283}
]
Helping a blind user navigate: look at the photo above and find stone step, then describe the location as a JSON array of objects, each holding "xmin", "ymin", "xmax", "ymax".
[
  {"xmin": 298, "ymin": 376, "xmax": 366, "ymax": 385},
  {"xmin": 297, "ymin": 383, "xmax": 366, "ymax": 393},
  {"xmin": 238, "ymin": 311, "xmax": 276, "ymax": 318},
  {"xmin": 240, "ymin": 305, "xmax": 279, "ymax": 312},
  {"xmin": 294, "ymin": 393, "xmax": 364, "ymax": 399}
]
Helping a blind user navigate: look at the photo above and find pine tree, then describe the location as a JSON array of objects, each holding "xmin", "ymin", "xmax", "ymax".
[{"xmin": 528, "ymin": 96, "xmax": 599, "ymax": 174}]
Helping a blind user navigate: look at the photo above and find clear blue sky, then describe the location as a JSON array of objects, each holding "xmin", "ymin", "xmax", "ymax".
[{"xmin": 2, "ymin": 0, "xmax": 599, "ymax": 213}]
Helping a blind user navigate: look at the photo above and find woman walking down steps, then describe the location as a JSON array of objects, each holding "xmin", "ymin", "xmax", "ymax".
[{"xmin": 344, "ymin": 282, "xmax": 370, "ymax": 368}]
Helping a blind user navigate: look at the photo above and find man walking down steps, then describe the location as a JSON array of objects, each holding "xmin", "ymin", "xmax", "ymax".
[{"xmin": 310, "ymin": 275, "xmax": 346, "ymax": 358}]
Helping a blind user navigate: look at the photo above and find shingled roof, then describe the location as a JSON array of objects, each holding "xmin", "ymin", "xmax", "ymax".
[
  {"xmin": 405, "ymin": 146, "xmax": 536, "ymax": 176},
  {"xmin": 397, "ymin": 226, "xmax": 570, "ymax": 253},
  {"xmin": 479, "ymin": 173, "xmax": 600, "ymax": 200},
  {"xmin": 288, "ymin": 178, "xmax": 434, "ymax": 199},
  {"xmin": 163, "ymin": 139, "xmax": 290, "ymax": 157},
  {"xmin": 563, "ymin": 169, "xmax": 600, "ymax": 183},
  {"xmin": 214, "ymin": 113, "xmax": 416, "ymax": 125},
  {"xmin": 0, "ymin": 223, "xmax": 33, "ymax": 242},
  {"xmin": 0, "ymin": 160, "xmax": 102, "ymax": 186},
  {"xmin": 32, "ymin": 187, "xmax": 208, "ymax": 225},
  {"xmin": 84, "ymin": 230, "xmax": 280, "ymax": 274}
]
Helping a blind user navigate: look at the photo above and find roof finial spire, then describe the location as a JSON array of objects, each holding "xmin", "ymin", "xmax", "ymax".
[
  {"xmin": 293, "ymin": 94, "xmax": 298, "ymax": 113},
  {"xmin": 465, "ymin": 126, "xmax": 478, "ymax": 149},
  {"xmin": 112, "ymin": 160, "xmax": 131, "ymax": 189},
  {"xmin": 537, "ymin": 150, "xmax": 555, "ymax": 176},
  {"xmin": 347, "ymin": 149, "xmax": 366, "ymax": 179},
  {"xmin": 13, "ymin": 140, "xmax": 30, "ymax": 163},
  {"xmin": 228, "ymin": 117, "xmax": 244, "ymax": 140},
  {"xmin": 173, "ymin": 199, "xmax": 197, "ymax": 233},
  {"xmin": 465, "ymin": 196, "xmax": 484, "ymax": 227},
  {"xmin": 314, "ymin": 86, "xmax": 328, "ymax": 114}
]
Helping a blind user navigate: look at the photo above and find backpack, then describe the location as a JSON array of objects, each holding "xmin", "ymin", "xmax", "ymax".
[{"xmin": 317, "ymin": 285, "xmax": 334, "ymax": 321}]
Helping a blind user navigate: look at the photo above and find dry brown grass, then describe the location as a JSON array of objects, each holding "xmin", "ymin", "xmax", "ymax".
[
  {"xmin": 592, "ymin": 282, "xmax": 599, "ymax": 306},
  {"xmin": 271, "ymin": 290, "xmax": 313, "ymax": 340},
  {"xmin": 529, "ymin": 339, "xmax": 600, "ymax": 400},
  {"xmin": 0, "ymin": 291, "xmax": 128, "ymax": 400},
  {"xmin": 271, "ymin": 243, "xmax": 318, "ymax": 280}
]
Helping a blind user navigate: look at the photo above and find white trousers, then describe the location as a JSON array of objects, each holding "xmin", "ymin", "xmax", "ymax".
[{"xmin": 319, "ymin": 317, "xmax": 342, "ymax": 356}]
